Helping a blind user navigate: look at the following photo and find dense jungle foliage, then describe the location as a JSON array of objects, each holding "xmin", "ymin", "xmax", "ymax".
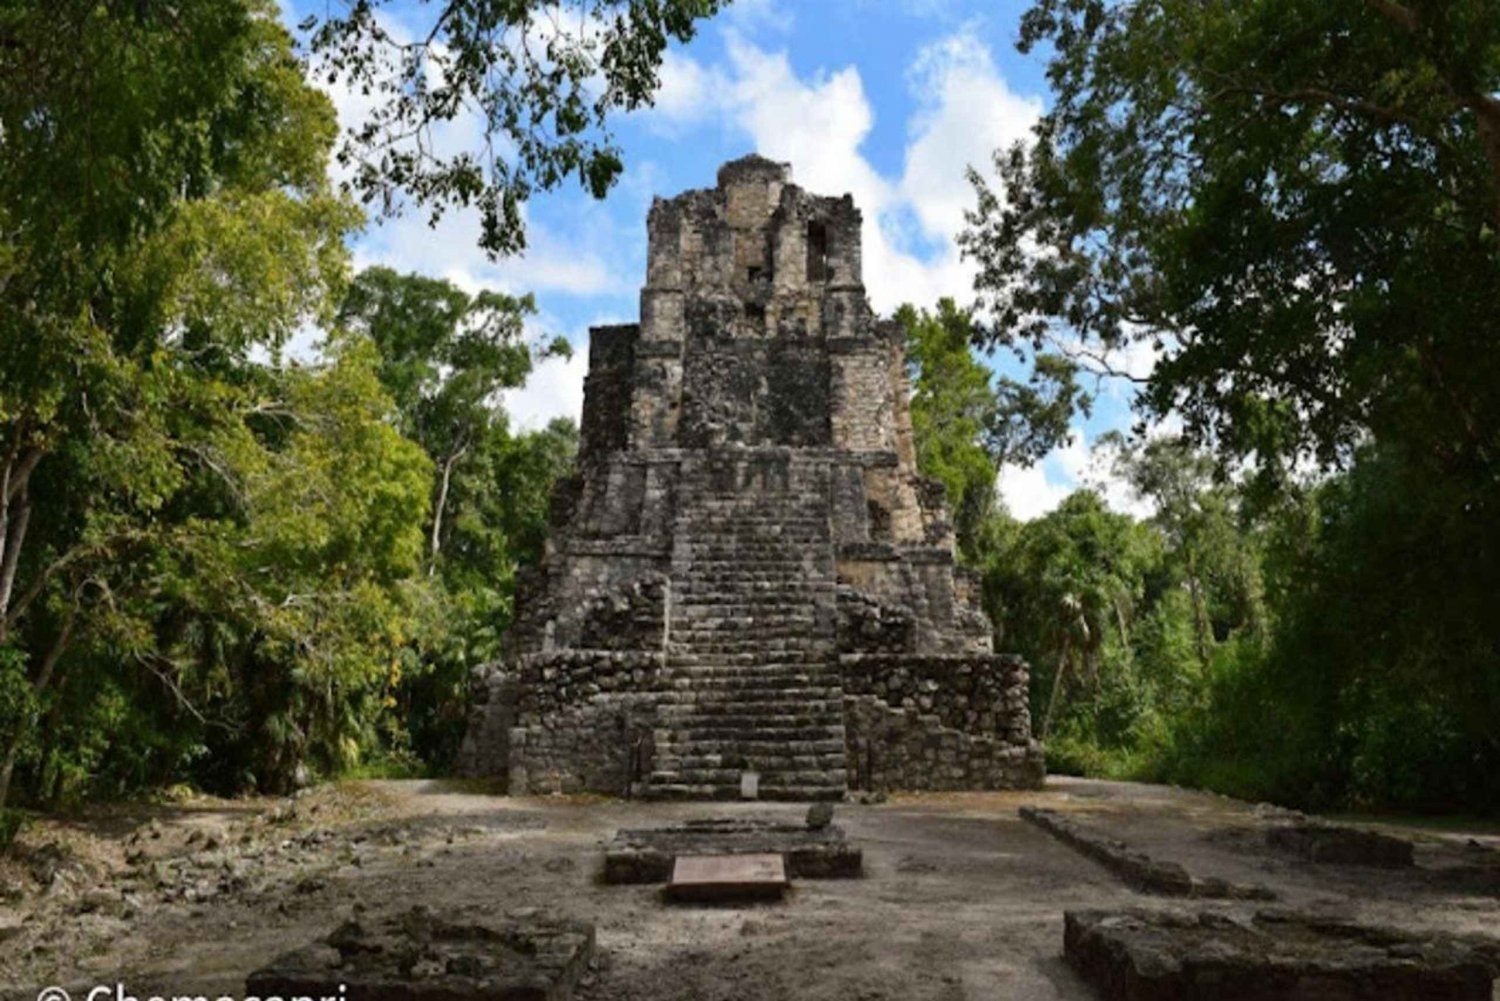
[
  {"xmin": 932, "ymin": 0, "xmax": 1500, "ymax": 818},
  {"xmin": 0, "ymin": 0, "xmax": 723, "ymax": 819}
]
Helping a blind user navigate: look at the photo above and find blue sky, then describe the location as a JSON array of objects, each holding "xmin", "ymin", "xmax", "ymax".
[{"xmin": 282, "ymin": 0, "xmax": 1156, "ymax": 520}]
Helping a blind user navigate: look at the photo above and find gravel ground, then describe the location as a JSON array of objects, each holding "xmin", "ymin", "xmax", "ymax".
[{"xmin": 2, "ymin": 777, "xmax": 1498, "ymax": 1001}]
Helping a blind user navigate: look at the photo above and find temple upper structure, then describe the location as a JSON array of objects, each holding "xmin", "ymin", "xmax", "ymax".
[{"xmin": 459, "ymin": 156, "xmax": 1043, "ymax": 799}]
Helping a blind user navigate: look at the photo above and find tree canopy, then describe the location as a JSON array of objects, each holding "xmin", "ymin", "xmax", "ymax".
[{"xmin": 962, "ymin": 0, "xmax": 1500, "ymax": 488}]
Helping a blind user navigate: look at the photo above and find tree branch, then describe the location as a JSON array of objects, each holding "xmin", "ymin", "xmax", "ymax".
[{"xmin": 1364, "ymin": 0, "xmax": 1418, "ymax": 34}]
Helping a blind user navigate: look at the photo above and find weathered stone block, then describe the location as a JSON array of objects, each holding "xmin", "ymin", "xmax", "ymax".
[
  {"xmin": 1064, "ymin": 909, "xmax": 1493, "ymax": 1001},
  {"xmin": 603, "ymin": 818, "xmax": 862, "ymax": 883},
  {"xmin": 246, "ymin": 906, "xmax": 595, "ymax": 1001}
]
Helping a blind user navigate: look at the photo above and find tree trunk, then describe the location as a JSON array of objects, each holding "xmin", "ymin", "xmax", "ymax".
[
  {"xmin": 0, "ymin": 600, "xmax": 76, "ymax": 812},
  {"xmin": 428, "ymin": 444, "xmax": 468, "ymax": 577},
  {"xmin": 0, "ymin": 488, "xmax": 32, "ymax": 639},
  {"xmin": 0, "ymin": 446, "xmax": 39, "ymax": 644},
  {"xmin": 1185, "ymin": 549, "xmax": 1212, "ymax": 672},
  {"xmin": 1040, "ymin": 636, "xmax": 1071, "ymax": 740}
]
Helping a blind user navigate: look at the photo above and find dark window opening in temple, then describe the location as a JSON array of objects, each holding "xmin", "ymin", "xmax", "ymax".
[
  {"xmin": 747, "ymin": 266, "xmax": 764, "ymax": 283},
  {"xmin": 807, "ymin": 221, "xmax": 829, "ymax": 282}
]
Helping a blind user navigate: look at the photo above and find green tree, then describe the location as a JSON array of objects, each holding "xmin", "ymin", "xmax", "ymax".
[
  {"xmin": 336, "ymin": 266, "xmax": 567, "ymax": 576},
  {"xmin": 963, "ymin": 0, "xmax": 1500, "ymax": 488},
  {"xmin": 335, "ymin": 268, "xmax": 578, "ymax": 769},
  {"xmin": 984, "ymin": 491, "xmax": 1156, "ymax": 741},
  {"xmin": 0, "ymin": 0, "xmax": 361, "ymax": 808},
  {"xmin": 1107, "ymin": 435, "xmax": 1266, "ymax": 669},
  {"xmin": 306, "ymin": 0, "xmax": 726, "ymax": 255},
  {"xmin": 960, "ymin": 0, "xmax": 1500, "ymax": 813},
  {"xmin": 899, "ymin": 299, "xmax": 1086, "ymax": 559}
]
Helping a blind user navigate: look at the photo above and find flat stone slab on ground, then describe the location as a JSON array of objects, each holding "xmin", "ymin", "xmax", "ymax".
[
  {"xmin": 246, "ymin": 905, "xmax": 595, "ymax": 1001},
  {"xmin": 666, "ymin": 852, "xmax": 789, "ymax": 903},
  {"xmin": 603, "ymin": 817, "xmax": 862, "ymax": 883},
  {"xmin": 1266, "ymin": 821, "xmax": 1415, "ymax": 867},
  {"xmin": 1065, "ymin": 909, "xmax": 1494, "ymax": 1001},
  {"xmin": 1020, "ymin": 807, "xmax": 1274, "ymax": 900}
]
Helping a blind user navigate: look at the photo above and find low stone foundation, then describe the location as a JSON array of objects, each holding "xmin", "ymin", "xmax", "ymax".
[
  {"xmin": 1064, "ymin": 909, "xmax": 1494, "ymax": 1001},
  {"xmin": 1266, "ymin": 821, "xmax": 1415, "ymax": 867},
  {"xmin": 604, "ymin": 817, "xmax": 863, "ymax": 883},
  {"xmin": 471, "ymin": 651, "xmax": 1043, "ymax": 798},
  {"xmin": 1022, "ymin": 808, "xmax": 1274, "ymax": 900},
  {"xmin": 246, "ymin": 906, "xmax": 595, "ymax": 1001}
]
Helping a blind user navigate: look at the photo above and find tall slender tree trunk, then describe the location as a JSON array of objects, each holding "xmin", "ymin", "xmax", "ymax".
[
  {"xmin": 1041, "ymin": 636, "xmax": 1071, "ymax": 740},
  {"xmin": 1185, "ymin": 549, "xmax": 1212, "ymax": 671},
  {"xmin": 428, "ymin": 444, "xmax": 469, "ymax": 577},
  {"xmin": 0, "ymin": 489, "xmax": 32, "ymax": 635},
  {"xmin": 0, "ymin": 600, "xmax": 76, "ymax": 812},
  {"xmin": 0, "ymin": 445, "xmax": 40, "ymax": 645}
]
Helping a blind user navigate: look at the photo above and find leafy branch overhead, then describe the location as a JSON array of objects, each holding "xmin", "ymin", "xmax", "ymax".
[
  {"xmin": 962, "ymin": 0, "xmax": 1500, "ymax": 487},
  {"xmin": 305, "ymin": 0, "xmax": 725, "ymax": 256}
]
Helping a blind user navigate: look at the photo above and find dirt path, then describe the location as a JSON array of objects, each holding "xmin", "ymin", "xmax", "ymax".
[{"xmin": 1, "ymin": 778, "xmax": 1497, "ymax": 1001}]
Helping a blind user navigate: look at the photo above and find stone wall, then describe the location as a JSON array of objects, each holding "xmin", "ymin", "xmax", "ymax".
[
  {"xmin": 841, "ymin": 654, "xmax": 1043, "ymax": 791},
  {"xmin": 579, "ymin": 324, "xmax": 636, "ymax": 463},
  {"xmin": 503, "ymin": 651, "xmax": 668, "ymax": 795}
]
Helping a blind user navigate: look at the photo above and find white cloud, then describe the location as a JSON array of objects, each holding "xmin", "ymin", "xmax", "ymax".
[
  {"xmin": 724, "ymin": 0, "xmax": 794, "ymax": 35},
  {"xmin": 649, "ymin": 50, "xmax": 720, "ymax": 128},
  {"xmin": 901, "ymin": 31, "xmax": 1040, "ymax": 244},
  {"xmin": 350, "ymin": 201, "xmax": 625, "ymax": 299},
  {"xmin": 998, "ymin": 424, "xmax": 1166, "ymax": 522},
  {"xmin": 503, "ymin": 330, "xmax": 591, "ymax": 430}
]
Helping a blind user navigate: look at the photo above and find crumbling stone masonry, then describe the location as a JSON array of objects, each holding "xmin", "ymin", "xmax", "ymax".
[
  {"xmin": 1064, "ymin": 909, "xmax": 1496, "ymax": 1001},
  {"xmin": 458, "ymin": 156, "xmax": 1044, "ymax": 799}
]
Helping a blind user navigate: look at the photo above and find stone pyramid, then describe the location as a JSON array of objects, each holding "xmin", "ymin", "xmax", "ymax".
[{"xmin": 459, "ymin": 156, "xmax": 1044, "ymax": 799}]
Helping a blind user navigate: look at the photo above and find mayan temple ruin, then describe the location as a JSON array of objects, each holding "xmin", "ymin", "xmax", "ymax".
[{"xmin": 459, "ymin": 156, "xmax": 1044, "ymax": 799}]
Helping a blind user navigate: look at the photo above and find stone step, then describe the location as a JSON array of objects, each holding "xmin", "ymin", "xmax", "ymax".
[
  {"xmin": 668, "ymin": 642, "xmax": 833, "ymax": 655},
  {"xmin": 674, "ymin": 539, "xmax": 827, "ymax": 550},
  {"xmin": 638, "ymin": 782, "xmax": 845, "ymax": 802},
  {"xmin": 671, "ymin": 608, "xmax": 816, "ymax": 623},
  {"xmin": 672, "ymin": 607, "xmax": 821, "ymax": 620},
  {"xmin": 654, "ymin": 737, "xmax": 847, "ymax": 757},
  {"xmin": 671, "ymin": 562, "xmax": 833, "ymax": 572},
  {"xmin": 673, "ymin": 566, "xmax": 825, "ymax": 575},
  {"xmin": 670, "ymin": 599, "xmax": 830, "ymax": 611},
  {"xmin": 669, "ymin": 660, "xmax": 846, "ymax": 678},
  {"xmin": 665, "ymin": 652, "xmax": 831, "ymax": 667},
  {"xmin": 668, "ymin": 626, "xmax": 832, "ymax": 639},
  {"xmin": 663, "ymin": 744, "xmax": 852, "ymax": 768},
  {"xmin": 658, "ymin": 700, "xmax": 846, "ymax": 719},
  {"xmin": 660, "ymin": 725, "xmax": 845, "ymax": 744},
  {"xmin": 666, "ymin": 681, "xmax": 842, "ymax": 698},
  {"xmin": 657, "ymin": 759, "xmax": 849, "ymax": 778},
  {"xmin": 657, "ymin": 687, "xmax": 843, "ymax": 703},
  {"xmin": 671, "ymin": 629, "xmax": 820, "ymax": 644},
  {"xmin": 670, "ymin": 585, "xmax": 834, "ymax": 599},
  {"xmin": 651, "ymin": 774, "xmax": 852, "ymax": 792},
  {"xmin": 662, "ymin": 669, "xmax": 839, "ymax": 683}
]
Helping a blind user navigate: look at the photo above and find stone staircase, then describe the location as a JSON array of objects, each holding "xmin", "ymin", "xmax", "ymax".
[{"xmin": 643, "ymin": 454, "xmax": 847, "ymax": 800}]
